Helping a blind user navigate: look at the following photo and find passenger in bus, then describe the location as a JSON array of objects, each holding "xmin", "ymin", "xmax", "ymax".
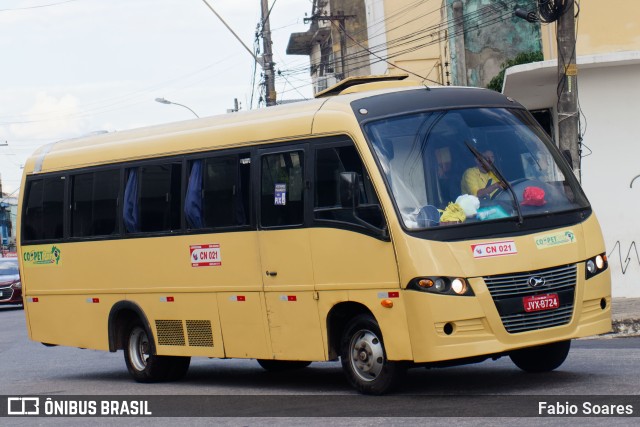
[
  {"xmin": 435, "ymin": 146, "xmax": 460, "ymax": 206},
  {"xmin": 460, "ymin": 148, "xmax": 505, "ymax": 199}
]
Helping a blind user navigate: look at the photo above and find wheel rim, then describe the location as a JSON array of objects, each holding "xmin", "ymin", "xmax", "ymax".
[
  {"xmin": 128, "ymin": 327, "xmax": 150, "ymax": 372},
  {"xmin": 349, "ymin": 329, "xmax": 384, "ymax": 382}
]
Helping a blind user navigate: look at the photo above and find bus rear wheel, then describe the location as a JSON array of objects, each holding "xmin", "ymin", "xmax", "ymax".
[
  {"xmin": 509, "ymin": 340, "xmax": 571, "ymax": 373},
  {"xmin": 340, "ymin": 314, "xmax": 404, "ymax": 395},
  {"xmin": 124, "ymin": 320, "xmax": 190, "ymax": 382}
]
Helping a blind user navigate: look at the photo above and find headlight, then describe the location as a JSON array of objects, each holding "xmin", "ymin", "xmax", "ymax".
[
  {"xmin": 10, "ymin": 281, "xmax": 21, "ymax": 290},
  {"xmin": 451, "ymin": 278, "xmax": 467, "ymax": 295},
  {"xmin": 585, "ymin": 253, "xmax": 608, "ymax": 279},
  {"xmin": 409, "ymin": 276, "xmax": 474, "ymax": 296}
]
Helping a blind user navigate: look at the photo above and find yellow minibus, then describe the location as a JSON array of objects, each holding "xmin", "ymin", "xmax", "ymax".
[{"xmin": 18, "ymin": 76, "xmax": 611, "ymax": 394}]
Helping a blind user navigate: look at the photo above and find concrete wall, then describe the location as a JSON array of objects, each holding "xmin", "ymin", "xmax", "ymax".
[
  {"xmin": 542, "ymin": 0, "xmax": 640, "ymax": 60},
  {"xmin": 505, "ymin": 53, "xmax": 640, "ymax": 297},
  {"xmin": 446, "ymin": 0, "xmax": 542, "ymax": 87},
  {"xmin": 578, "ymin": 61, "xmax": 640, "ymax": 297},
  {"xmin": 289, "ymin": 0, "xmax": 449, "ymax": 93},
  {"xmin": 364, "ymin": 0, "xmax": 389, "ymax": 75},
  {"xmin": 381, "ymin": 0, "xmax": 444, "ymax": 83},
  {"xmin": 329, "ymin": 0, "xmax": 370, "ymax": 79}
]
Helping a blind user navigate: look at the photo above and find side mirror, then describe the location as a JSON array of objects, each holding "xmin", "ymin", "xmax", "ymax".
[{"xmin": 339, "ymin": 172, "xmax": 360, "ymax": 208}]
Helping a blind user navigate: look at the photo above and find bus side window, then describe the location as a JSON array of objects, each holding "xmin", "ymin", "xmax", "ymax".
[
  {"xmin": 22, "ymin": 176, "xmax": 65, "ymax": 242},
  {"xmin": 314, "ymin": 145, "xmax": 384, "ymax": 230},
  {"xmin": 140, "ymin": 163, "xmax": 181, "ymax": 233},
  {"xmin": 22, "ymin": 179, "xmax": 45, "ymax": 241},
  {"xmin": 261, "ymin": 151, "xmax": 304, "ymax": 227},
  {"xmin": 185, "ymin": 154, "xmax": 250, "ymax": 229},
  {"xmin": 125, "ymin": 162, "xmax": 181, "ymax": 233},
  {"xmin": 71, "ymin": 169, "xmax": 119, "ymax": 237}
]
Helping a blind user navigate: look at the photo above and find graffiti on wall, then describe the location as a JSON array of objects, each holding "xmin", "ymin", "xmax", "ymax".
[{"xmin": 608, "ymin": 241, "xmax": 640, "ymax": 275}]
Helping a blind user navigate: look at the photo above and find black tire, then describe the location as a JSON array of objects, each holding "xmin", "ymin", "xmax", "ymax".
[
  {"xmin": 257, "ymin": 360, "xmax": 311, "ymax": 372},
  {"xmin": 124, "ymin": 320, "xmax": 190, "ymax": 382},
  {"xmin": 340, "ymin": 314, "xmax": 405, "ymax": 395},
  {"xmin": 510, "ymin": 340, "xmax": 571, "ymax": 373}
]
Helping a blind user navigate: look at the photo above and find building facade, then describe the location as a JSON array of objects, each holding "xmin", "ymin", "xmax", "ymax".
[
  {"xmin": 444, "ymin": 0, "xmax": 541, "ymax": 87},
  {"xmin": 503, "ymin": 0, "xmax": 640, "ymax": 297},
  {"xmin": 286, "ymin": 0, "xmax": 640, "ymax": 297},
  {"xmin": 288, "ymin": 0, "xmax": 543, "ymax": 93},
  {"xmin": 287, "ymin": 0, "xmax": 447, "ymax": 93}
]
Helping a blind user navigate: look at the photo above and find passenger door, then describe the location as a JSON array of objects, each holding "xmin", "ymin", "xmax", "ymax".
[
  {"xmin": 309, "ymin": 138, "xmax": 399, "ymax": 291},
  {"xmin": 257, "ymin": 146, "xmax": 325, "ymax": 360}
]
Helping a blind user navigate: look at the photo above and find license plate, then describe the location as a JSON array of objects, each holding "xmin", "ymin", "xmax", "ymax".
[{"xmin": 523, "ymin": 293, "xmax": 559, "ymax": 313}]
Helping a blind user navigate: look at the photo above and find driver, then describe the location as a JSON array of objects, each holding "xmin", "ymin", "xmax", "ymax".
[{"xmin": 460, "ymin": 149, "xmax": 505, "ymax": 198}]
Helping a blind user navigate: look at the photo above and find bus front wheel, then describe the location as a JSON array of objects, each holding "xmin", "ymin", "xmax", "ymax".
[
  {"xmin": 124, "ymin": 321, "xmax": 190, "ymax": 382},
  {"xmin": 509, "ymin": 340, "xmax": 571, "ymax": 373},
  {"xmin": 340, "ymin": 314, "xmax": 404, "ymax": 395}
]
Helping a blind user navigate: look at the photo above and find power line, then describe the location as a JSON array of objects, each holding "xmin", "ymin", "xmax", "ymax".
[
  {"xmin": 276, "ymin": 1, "xmax": 523, "ymax": 98},
  {"xmin": 200, "ymin": 0, "xmax": 262, "ymax": 66},
  {"xmin": 280, "ymin": 0, "xmax": 519, "ymax": 87},
  {"xmin": 0, "ymin": 0, "xmax": 81, "ymax": 13},
  {"xmin": 0, "ymin": 55, "xmax": 238, "ymax": 125}
]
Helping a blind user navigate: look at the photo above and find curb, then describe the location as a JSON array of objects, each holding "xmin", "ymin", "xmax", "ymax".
[{"xmin": 611, "ymin": 319, "xmax": 640, "ymax": 337}]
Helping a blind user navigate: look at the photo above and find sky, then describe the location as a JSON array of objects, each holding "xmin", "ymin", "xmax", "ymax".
[{"xmin": 0, "ymin": 0, "xmax": 315, "ymax": 195}]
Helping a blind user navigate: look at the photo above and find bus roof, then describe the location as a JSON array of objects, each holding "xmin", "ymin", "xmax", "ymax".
[{"xmin": 22, "ymin": 82, "xmax": 513, "ymax": 176}]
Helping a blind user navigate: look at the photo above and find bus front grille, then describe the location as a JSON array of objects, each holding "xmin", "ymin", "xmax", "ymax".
[
  {"xmin": 500, "ymin": 306, "xmax": 574, "ymax": 333},
  {"xmin": 483, "ymin": 264, "xmax": 577, "ymax": 334}
]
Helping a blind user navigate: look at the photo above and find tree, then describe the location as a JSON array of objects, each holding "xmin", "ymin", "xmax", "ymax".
[{"xmin": 487, "ymin": 51, "xmax": 543, "ymax": 92}]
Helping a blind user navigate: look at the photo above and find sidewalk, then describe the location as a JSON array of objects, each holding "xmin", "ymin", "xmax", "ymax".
[{"xmin": 611, "ymin": 297, "xmax": 640, "ymax": 336}]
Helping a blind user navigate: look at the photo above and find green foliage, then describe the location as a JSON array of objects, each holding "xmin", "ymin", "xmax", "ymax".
[{"xmin": 487, "ymin": 51, "xmax": 544, "ymax": 92}]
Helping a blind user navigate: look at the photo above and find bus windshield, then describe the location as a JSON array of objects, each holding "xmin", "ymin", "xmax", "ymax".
[{"xmin": 363, "ymin": 108, "xmax": 589, "ymax": 230}]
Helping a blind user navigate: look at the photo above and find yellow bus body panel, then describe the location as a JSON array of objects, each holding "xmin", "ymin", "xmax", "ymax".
[
  {"xmin": 17, "ymin": 85, "xmax": 611, "ymax": 370},
  {"xmin": 402, "ymin": 214, "xmax": 611, "ymax": 363}
]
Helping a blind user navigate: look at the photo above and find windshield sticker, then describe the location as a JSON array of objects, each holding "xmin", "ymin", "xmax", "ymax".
[
  {"xmin": 274, "ymin": 183, "xmax": 287, "ymax": 205},
  {"xmin": 190, "ymin": 244, "xmax": 222, "ymax": 267},
  {"xmin": 535, "ymin": 230, "xmax": 576, "ymax": 250},
  {"xmin": 22, "ymin": 245, "xmax": 61, "ymax": 267},
  {"xmin": 472, "ymin": 241, "xmax": 517, "ymax": 258}
]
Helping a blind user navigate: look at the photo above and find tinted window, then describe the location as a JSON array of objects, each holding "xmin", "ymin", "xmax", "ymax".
[
  {"xmin": 140, "ymin": 163, "xmax": 182, "ymax": 232},
  {"xmin": 124, "ymin": 162, "xmax": 182, "ymax": 233},
  {"xmin": 23, "ymin": 176, "xmax": 65, "ymax": 241},
  {"xmin": 185, "ymin": 154, "xmax": 250, "ymax": 229},
  {"xmin": 71, "ymin": 169, "xmax": 119, "ymax": 237},
  {"xmin": 261, "ymin": 151, "xmax": 304, "ymax": 227},
  {"xmin": 315, "ymin": 145, "xmax": 384, "ymax": 229}
]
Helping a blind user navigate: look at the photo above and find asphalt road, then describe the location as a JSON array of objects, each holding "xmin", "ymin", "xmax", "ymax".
[{"xmin": 1, "ymin": 305, "xmax": 639, "ymax": 426}]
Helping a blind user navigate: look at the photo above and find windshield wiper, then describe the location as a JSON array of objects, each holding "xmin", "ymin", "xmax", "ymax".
[{"xmin": 464, "ymin": 140, "xmax": 524, "ymax": 225}]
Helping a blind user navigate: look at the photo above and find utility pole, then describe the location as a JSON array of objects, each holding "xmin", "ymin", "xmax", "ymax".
[
  {"xmin": 451, "ymin": 1, "xmax": 468, "ymax": 86},
  {"xmin": 556, "ymin": 2, "xmax": 580, "ymax": 181},
  {"xmin": 260, "ymin": 0, "xmax": 277, "ymax": 106},
  {"xmin": 200, "ymin": 0, "xmax": 276, "ymax": 107},
  {"xmin": 304, "ymin": 12, "xmax": 355, "ymax": 81},
  {"xmin": 227, "ymin": 98, "xmax": 240, "ymax": 113},
  {"xmin": 336, "ymin": 11, "xmax": 349, "ymax": 81}
]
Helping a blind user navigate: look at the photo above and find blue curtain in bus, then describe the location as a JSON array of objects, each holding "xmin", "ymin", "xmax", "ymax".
[
  {"xmin": 184, "ymin": 160, "xmax": 204, "ymax": 229},
  {"xmin": 123, "ymin": 168, "xmax": 140, "ymax": 233}
]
